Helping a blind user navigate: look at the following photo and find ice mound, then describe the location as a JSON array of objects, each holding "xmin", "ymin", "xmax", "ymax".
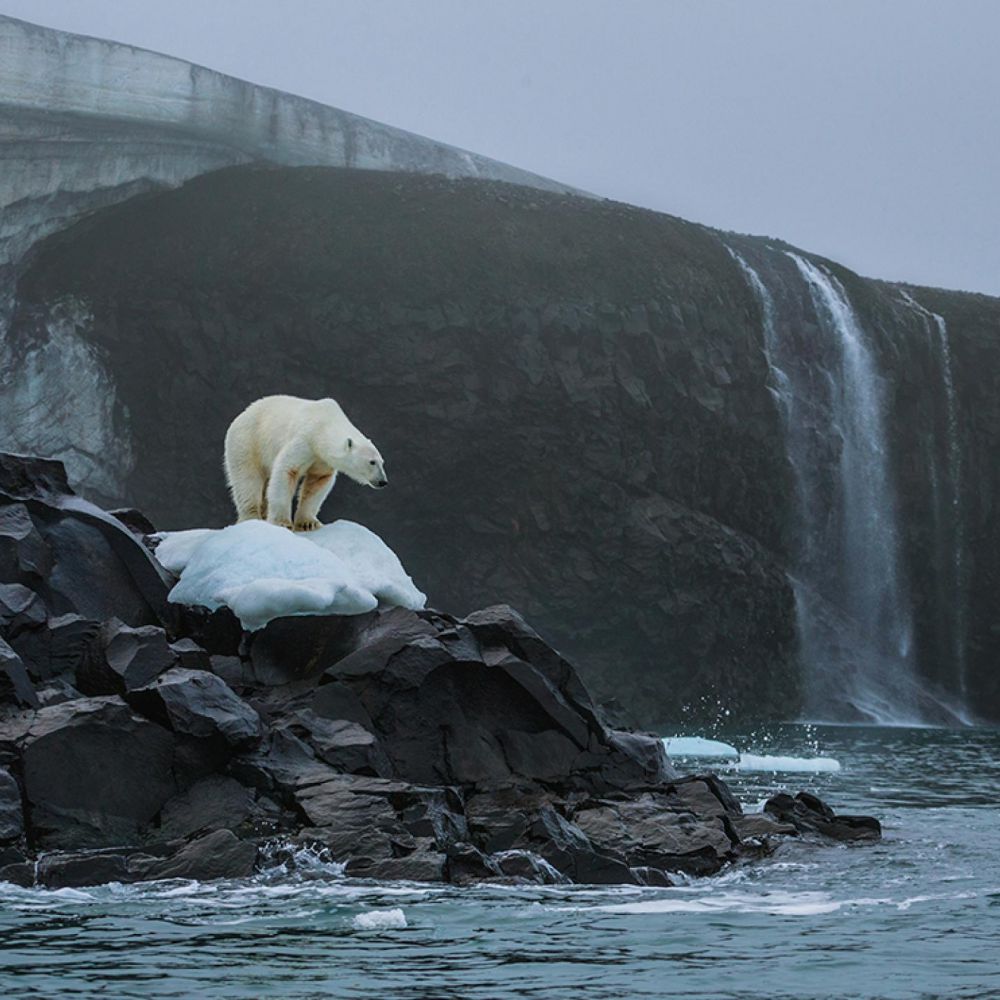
[
  {"xmin": 351, "ymin": 908, "xmax": 407, "ymax": 930},
  {"xmin": 156, "ymin": 520, "xmax": 426, "ymax": 630}
]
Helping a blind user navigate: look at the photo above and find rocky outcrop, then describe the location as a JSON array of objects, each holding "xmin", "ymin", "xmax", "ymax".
[{"xmin": 0, "ymin": 452, "xmax": 878, "ymax": 887}]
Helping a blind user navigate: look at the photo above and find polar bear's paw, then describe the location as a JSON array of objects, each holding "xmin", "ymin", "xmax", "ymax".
[
  {"xmin": 294, "ymin": 518, "xmax": 323, "ymax": 532},
  {"xmin": 269, "ymin": 517, "xmax": 294, "ymax": 530}
]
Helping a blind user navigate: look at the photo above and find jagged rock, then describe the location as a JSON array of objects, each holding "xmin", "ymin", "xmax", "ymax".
[
  {"xmin": 13, "ymin": 613, "xmax": 100, "ymax": 683},
  {"xmin": 516, "ymin": 804, "xmax": 635, "ymax": 885},
  {"xmin": 366, "ymin": 844, "xmax": 448, "ymax": 882},
  {"xmin": 0, "ymin": 768, "xmax": 24, "ymax": 840},
  {"xmin": 280, "ymin": 711, "xmax": 391, "ymax": 777},
  {"xmin": 733, "ymin": 814, "xmax": 798, "ymax": 840},
  {"xmin": 764, "ymin": 792, "xmax": 881, "ymax": 842},
  {"xmin": 77, "ymin": 620, "xmax": 177, "ymax": 695},
  {"xmin": 0, "ymin": 454, "xmax": 173, "ymax": 628},
  {"xmin": 0, "ymin": 454, "xmax": 882, "ymax": 885},
  {"xmin": 36, "ymin": 850, "xmax": 131, "ymax": 889},
  {"xmin": 490, "ymin": 849, "xmax": 566, "ymax": 884},
  {"xmin": 572, "ymin": 789, "xmax": 737, "ymax": 876},
  {"xmin": 144, "ymin": 829, "xmax": 257, "ymax": 881},
  {"xmin": 0, "ymin": 637, "xmax": 37, "ymax": 707},
  {"xmin": 126, "ymin": 668, "xmax": 262, "ymax": 748},
  {"xmin": 0, "ymin": 582, "xmax": 47, "ymax": 634},
  {"xmin": 108, "ymin": 508, "xmax": 157, "ymax": 537},
  {"xmin": 0, "ymin": 502, "xmax": 51, "ymax": 582},
  {"xmin": 18, "ymin": 696, "xmax": 179, "ymax": 848},
  {"xmin": 155, "ymin": 775, "xmax": 258, "ymax": 841}
]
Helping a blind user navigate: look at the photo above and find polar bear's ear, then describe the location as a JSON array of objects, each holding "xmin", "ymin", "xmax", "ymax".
[{"xmin": 347, "ymin": 438, "xmax": 354, "ymax": 450}]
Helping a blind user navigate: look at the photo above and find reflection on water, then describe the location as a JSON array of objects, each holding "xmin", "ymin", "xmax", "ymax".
[{"xmin": 1, "ymin": 726, "xmax": 998, "ymax": 999}]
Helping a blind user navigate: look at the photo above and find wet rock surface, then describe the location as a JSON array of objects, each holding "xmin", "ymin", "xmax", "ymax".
[{"xmin": 0, "ymin": 453, "xmax": 879, "ymax": 887}]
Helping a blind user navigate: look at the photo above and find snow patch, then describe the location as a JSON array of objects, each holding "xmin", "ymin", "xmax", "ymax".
[{"xmin": 156, "ymin": 519, "xmax": 425, "ymax": 630}]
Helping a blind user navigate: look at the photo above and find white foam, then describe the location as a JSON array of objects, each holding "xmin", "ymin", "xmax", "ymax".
[
  {"xmin": 351, "ymin": 907, "xmax": 407, "ymax": 930},
  {"xmin": 591, "ymin": 890, "xmax": 841, "ymax": 916},
  {"xmin": 155, "ymin": 519, "xmax": 425, "ymax": 630},
  {"xmin": 663, "ymin": 736, "xmax": 739, "ymax": 759}
]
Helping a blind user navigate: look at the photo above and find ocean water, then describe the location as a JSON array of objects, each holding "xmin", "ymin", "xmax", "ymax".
[{"xmin": 1, "ymin": 725, "xmax": 997, "ymax": 999}]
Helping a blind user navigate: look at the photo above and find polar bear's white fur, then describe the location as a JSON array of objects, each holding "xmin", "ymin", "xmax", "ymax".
[{"xmin": 224, "ymin": 395, "xmax": 387, "ymax": 531}]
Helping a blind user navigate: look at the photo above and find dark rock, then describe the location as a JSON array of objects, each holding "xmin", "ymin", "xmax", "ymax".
[
  {"xmin": 108, "ymin": 508, "xmax": 157, "ymax": 537},
  {"xmin": 0, "ymin": 583, "xmax": 47, "ymax": 634},
  {"xmin": 490, "ymin": 849, "xmax": 566, "ymax": 884},
  {"xmin": 281, "ymin": 710, "xmax": 391, "ymax": 777},
  {"xmin": 0, "ymin": 862, "xmax": 34, "ymax": 887},
  {"xmin": 0, "ymin": 637, "xmax": 37, "ymax": 707},
  {"xmin": 144, "ymin": 829, "xmax": 257, "ymax": 881},
  {"xmin": 0, "ymin": 454, "xmax": 174, "ymax": 630},
  {"xmin": 35, "ymin": 677, "xmax": 83, "ymax": 707},
  {"xmin": 517, "ymin": 804, "xmax": 635, "ymax": 884},
  {"xmin": 170, "ymin": 638, "xmax": 211, "ymax": 671},
  {"xmin": 0, "ymin": 502, "xmax": 51, "ymax": 582},
  {"xmin": 155, "ymin": 775, "xmax": 257, "ymax": 840},
  {"xmin": 0, "ymin": 453, "xmax": 881, "ymax": 884},
  {"xmin": 0, "ymin": 768, "xmax": 24, "ymax": 840},
  {"xmin": 19, "ymin": 696, "xmax": 179, "ymax": 848},
  {"xmin": 764, "ymin": 792, "xmax": 882, "ymax": 842},
  {"xmin": 366, "ymin": 844, "xmax": 448, "ymax": 882},
  {"xmin": 13, "ymin": 613, "xmax": 100, "ymax": 683},
  {"xmin": 78, "ymin": 620, "xmax": 177, "ymax": 695},
  {"xmin": 572, "ymin": 790, "xmax": 736, "ymax": 876},
  {"xmin": 126, "ymin": 668, "xmax": 262, "ymax": 748},
  {"xmin": 733, "ymin": 814, "xmax": 798, "ymax": 840},
  {"xmin": 36, "ymin": 850, "xmax": 130, "ymax": 888}
]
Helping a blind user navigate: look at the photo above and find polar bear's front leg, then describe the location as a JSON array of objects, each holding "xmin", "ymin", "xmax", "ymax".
[
  {"xmin": 294, "ymin": 471, "xmax": 336, "ymax": 531},
  {"xmin": 266, "ymin": 443, "xmax": 309, "ymax": 530}
]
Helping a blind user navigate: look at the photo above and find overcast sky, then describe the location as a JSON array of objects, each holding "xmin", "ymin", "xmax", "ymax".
[{"xmin": 3, "ymin": 0, "xmax": 998, "ymax": 295}]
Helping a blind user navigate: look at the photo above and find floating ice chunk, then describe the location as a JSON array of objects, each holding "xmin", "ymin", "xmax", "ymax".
[
  {"xmin": 662, "ymin": 737, "xmax": 840, "ymax": 773},
  {"xmin": 736, "ymin": 754, "xmax": 841, "ymax": 773},
  {"xmin": 158, "ymin": 520, "xmax": 425, "ymax": 630},
  {"xmin": 351, "ymin": 908, "xmax": 407, "ymax": 930},
  {"xmin": 663, "ymin": 736, "xmax": 740, "ymax": 759}
]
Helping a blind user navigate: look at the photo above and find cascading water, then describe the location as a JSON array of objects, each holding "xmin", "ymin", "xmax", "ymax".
[{"xmin": 730, "ymin": 246, "xmax": 931, "ymax": 723}]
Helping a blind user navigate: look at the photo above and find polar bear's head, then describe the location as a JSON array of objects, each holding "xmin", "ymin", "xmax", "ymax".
[{"xmin": 343, "ymin": 436, "xmax": 388, "ymax": 489}]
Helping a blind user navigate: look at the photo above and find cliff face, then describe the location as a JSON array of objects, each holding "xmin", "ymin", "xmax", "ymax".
[{"xmin": 6, "ymin": 166, "xmax": 998, "ymax": 727}]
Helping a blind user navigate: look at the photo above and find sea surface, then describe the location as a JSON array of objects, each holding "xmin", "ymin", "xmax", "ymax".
[{"xmin": 1, "ymin": 725, "xmax": 997, "ymax": 999}]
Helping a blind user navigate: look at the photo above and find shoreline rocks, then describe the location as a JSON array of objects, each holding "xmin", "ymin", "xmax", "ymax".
[{"xmin": 0, "ymin": 452, "xmax": 880, "ymax": 888}]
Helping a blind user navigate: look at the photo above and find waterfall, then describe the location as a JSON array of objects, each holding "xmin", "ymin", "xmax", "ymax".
[
  {"xmin": 730, "ymin": 246, "xmax": 930, "ymax": 722},
  {"xmin": 898, "ymin": 290, "xmax": 966, "ymax": 696}
]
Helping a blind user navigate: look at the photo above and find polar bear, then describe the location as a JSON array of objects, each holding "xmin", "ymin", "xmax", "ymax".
[{"xmin": 224, "ymin": 395, "xmax": 387, "ymax": 531}]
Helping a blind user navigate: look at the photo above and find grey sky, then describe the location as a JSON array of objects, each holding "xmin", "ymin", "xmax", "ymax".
[{"xmin": 3, "ymin": 0, "xmax": 998, "ymax": 295}]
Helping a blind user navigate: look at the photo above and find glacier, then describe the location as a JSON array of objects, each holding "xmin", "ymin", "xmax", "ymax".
[{"xmin": 0, "ymin": 13, "xmax": 576, "ymax": 499}]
